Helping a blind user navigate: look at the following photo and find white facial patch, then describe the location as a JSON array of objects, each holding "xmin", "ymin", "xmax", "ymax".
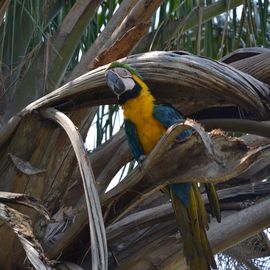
[{"xmin": 122, "ymin": 77, "xmax": 136, "ymax": 92}]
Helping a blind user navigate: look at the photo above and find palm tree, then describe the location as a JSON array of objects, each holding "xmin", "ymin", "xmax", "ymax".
[{"xmin": 0, "ymin": 0, "xmax": 270, "ymax": 269}]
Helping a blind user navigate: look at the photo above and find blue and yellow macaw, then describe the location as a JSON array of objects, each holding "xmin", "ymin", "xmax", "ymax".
[{"xmin": 105, "ymin": 62, "xmax": 220, "ymax": 270}]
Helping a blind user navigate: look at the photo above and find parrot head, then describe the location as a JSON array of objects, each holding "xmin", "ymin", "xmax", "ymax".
[{"xmin": 105, "ymin": 62, "xmax": 144, "ymax": 104}]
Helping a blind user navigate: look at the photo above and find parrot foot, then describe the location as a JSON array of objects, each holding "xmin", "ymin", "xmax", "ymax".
[{"xmin": 138, "ymin": 155, "xmax": 146, "ymax": 171}]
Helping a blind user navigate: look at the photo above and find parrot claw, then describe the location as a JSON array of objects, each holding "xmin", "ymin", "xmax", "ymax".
[{"xmin": 138, "ymin": 155, "xmax": 146, "ymax": 171}]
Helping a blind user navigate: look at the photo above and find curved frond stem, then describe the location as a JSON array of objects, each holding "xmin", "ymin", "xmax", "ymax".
[
  {"xmin": 201, "ymin": 118, "xmax": 270, "ymax": 138},
  {"xmin": 40, "ymin": 108, "xmax": 107, "ymax": 270}
]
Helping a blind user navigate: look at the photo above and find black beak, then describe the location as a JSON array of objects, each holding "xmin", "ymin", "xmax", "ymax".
[{"xmin": 105, "ymin": 70, "xmax": 126, "ymax": 96}]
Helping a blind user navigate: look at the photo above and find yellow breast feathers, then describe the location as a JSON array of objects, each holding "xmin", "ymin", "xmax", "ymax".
[{"xmin": 122, "ymin": 75, "xmax": 166, "ymax": 154}]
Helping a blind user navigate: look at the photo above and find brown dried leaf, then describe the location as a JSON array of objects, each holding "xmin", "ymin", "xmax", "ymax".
[
  {"xmin": 0, "ymin": 203, "xmax": 52, "ymax": 270},
  {"xmin": 44, "ymin": 207, "xmax": 79, "ymax": 246},
  {"xmin": 0, "ymin": 191, "xmax": 50, "ymax": 220},
  {"xmin": 8, "ymin": 153, "xmax": 46, "ymax": 175}
]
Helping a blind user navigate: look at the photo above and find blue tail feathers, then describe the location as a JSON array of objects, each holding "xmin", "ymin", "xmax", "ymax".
[{"xmin": 171, "ymin": 183, "xmax": 192, "ymax": 208}]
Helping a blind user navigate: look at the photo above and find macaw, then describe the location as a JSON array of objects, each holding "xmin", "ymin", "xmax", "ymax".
[{"xmin": 105, "ymin": 62, "xmax": 220, "ymax": 270}]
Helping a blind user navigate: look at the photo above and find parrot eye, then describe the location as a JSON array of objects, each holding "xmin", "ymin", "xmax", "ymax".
[{"xmin": 114, "ymin": 67, "xmax": 132, "ymax": 78}]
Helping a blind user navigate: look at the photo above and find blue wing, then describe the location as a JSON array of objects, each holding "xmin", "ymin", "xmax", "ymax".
[
  {"xmin": 153, "ymin": 104, "xmax": 192, "ymax": 140},
  {"xmin": 153, "ymin": 104, "xmax": 192, "ymax": 207},
  {"xmin": 124, "ymin": 119, "xmax": 144, "ymax": 162}
]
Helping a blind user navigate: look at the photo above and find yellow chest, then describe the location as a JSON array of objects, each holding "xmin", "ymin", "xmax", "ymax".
[
  {"xmin": 122, "ymin": 88, "xmax": 166, "ymax": 155},
  {"xmin": 135, "ymin": 116, "xmax": 165, "ymax": 154}
]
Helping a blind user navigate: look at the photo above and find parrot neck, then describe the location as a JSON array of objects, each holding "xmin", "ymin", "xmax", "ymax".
[
  {"xmin": 118, "ymin": 84, "xmax": 141, "ymax": 105},
  {"xmin": 121, "ymin": 77, "xmax": 155, "ymax": 121}
]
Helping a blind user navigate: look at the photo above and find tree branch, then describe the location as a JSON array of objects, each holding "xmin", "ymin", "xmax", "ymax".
[
  {"xmin": 113, "ymin": 197, "xmax": 270, "ymax": 270},
  {"xmin": 201, "ymin": 119, "xmax": 270, "ymax": 138},
  {"xmin": 102, "ymin": 121, "xmax": 270, "ymax": 223}
]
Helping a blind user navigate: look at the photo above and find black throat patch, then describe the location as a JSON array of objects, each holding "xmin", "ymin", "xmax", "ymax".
[{"xmin": 118, "ymin": 83, "xmax": 141, "ymax": 105}]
